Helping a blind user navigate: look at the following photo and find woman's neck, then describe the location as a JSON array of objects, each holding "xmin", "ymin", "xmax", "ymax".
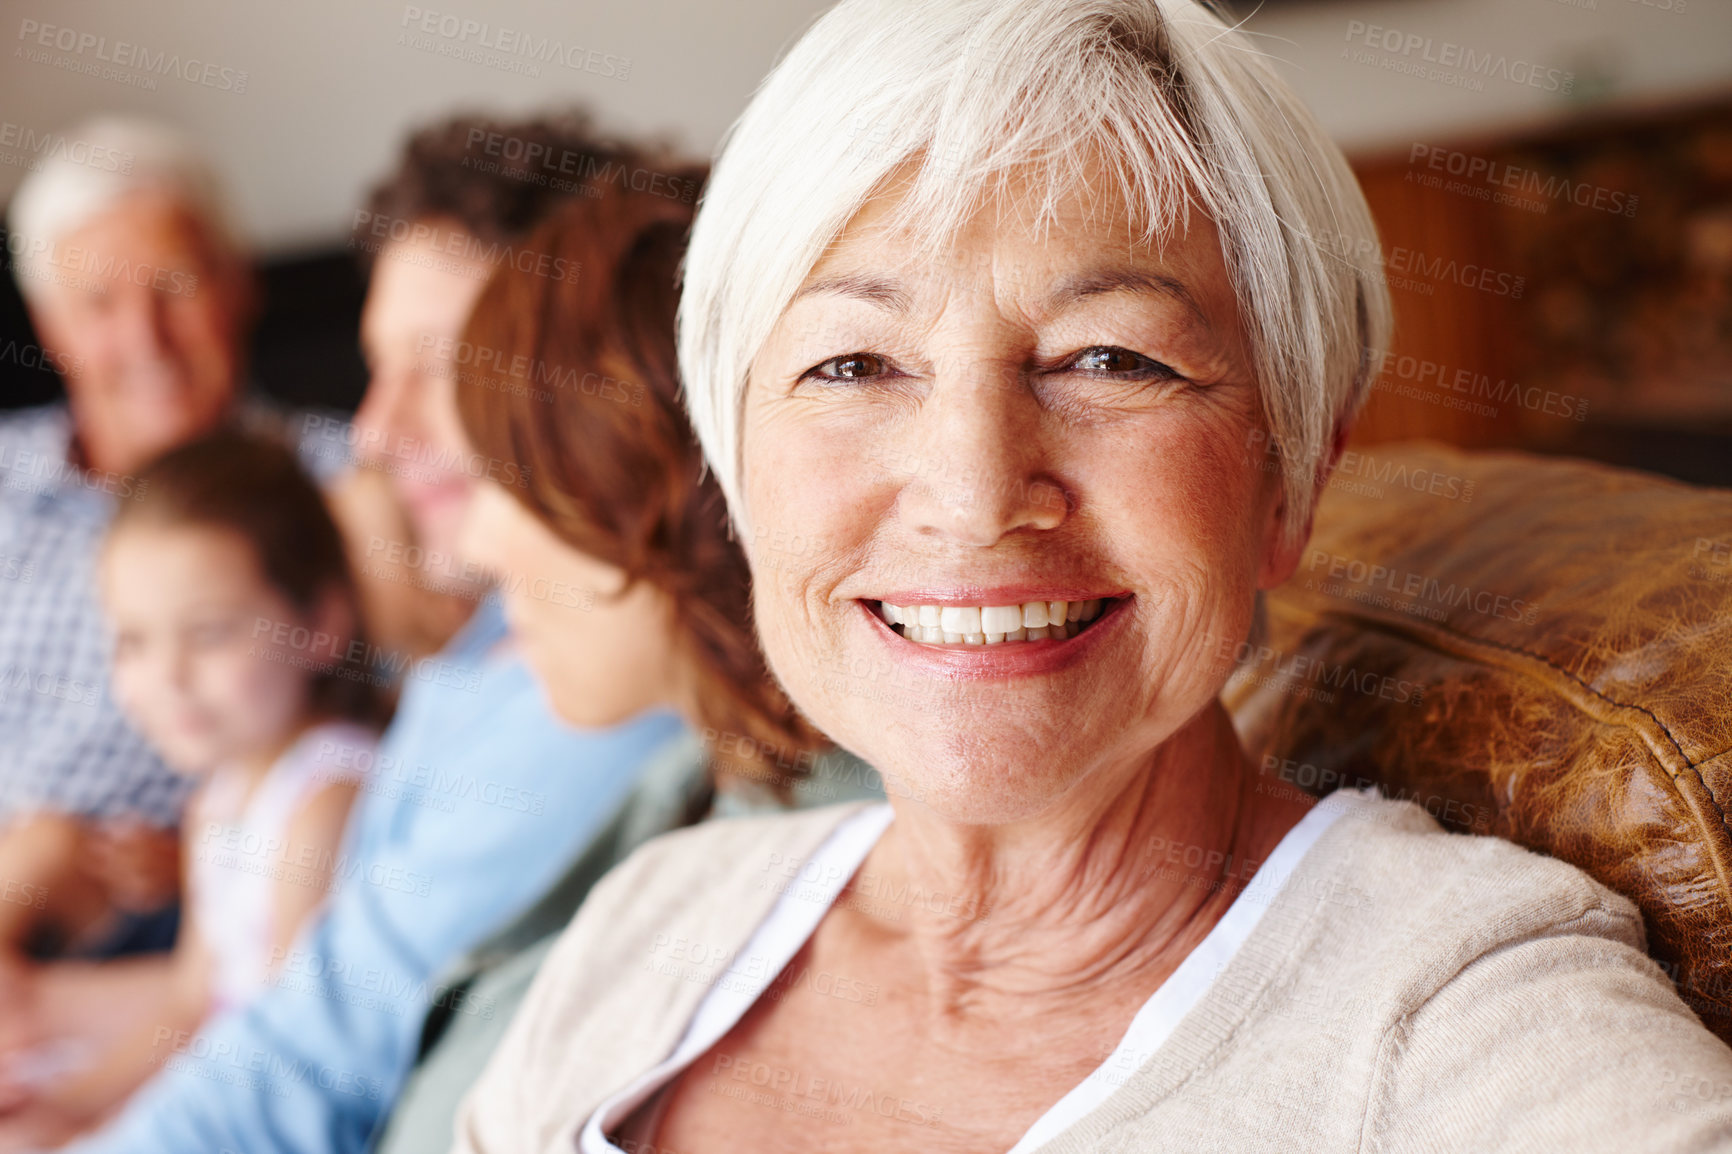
[{"xmin": 851, "ymin": 701, "xmax": 1311, "ymax": 1022}]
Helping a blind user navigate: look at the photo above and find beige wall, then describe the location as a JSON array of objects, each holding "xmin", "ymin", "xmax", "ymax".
[
  {"xmin": 2, "ymin": 0, "xmax": 1726, "ymax": 254},
  {"xmin": 1242, "ymin": 0, "xmax": 1731, "ymax": 156}
]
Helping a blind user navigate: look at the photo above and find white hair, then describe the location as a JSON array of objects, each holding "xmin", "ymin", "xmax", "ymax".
[
  {"xmin": 679, "ymin": 0, "xmax": 1392, "ymax": 543},
  {"xmin": 6, "ymin": 115, "xmax": 240, "ymax": 302}
]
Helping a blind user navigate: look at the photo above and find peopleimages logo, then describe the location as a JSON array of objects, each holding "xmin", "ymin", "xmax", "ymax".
[
  {"xmin": 350, "ymin": 211, "xmax": 583, "ymax": 285},
  {"xmin": 1408, "ymin": 144, "xmax": 1638, "ymax": 218},
  {"xmin": 15, "ymin": 19, "xmax": 249, "ymax": 92},
  {"xmin": 4, "ymin": 229, "xmax": 201, "ymax": 299},
  {"xmin": 0, "ymin": 437, "xmax": 149, "ymax": 499},
  {"xmin": 0, "ymin": 662, "xmax": 97, "ymax": 708},
  {"xmin": 1317, "ymin": 231, "xmax": 1526, "ymax": 300},
  {"xmin": 1305, "ymin": 550, "xmax": 1541, "ymax": 626},
  {"xmin": 464, "ymin": 128, "xmax": 697, "ymax": 203},
  {"xmin": 1367, "ymin": 352, "xmax": 1590, "ymax": 422},
  {"xmin": 0, "ymin": 121, "xmax": 134, "ymax": 173},
  {"xmin": 0, "ymin": 338, "xmax": 82, "ymax": 379},
  {"xmin": 398, "ymin": 6, "xmax": 630, "ymax": 80},
  {"xmin": 1342, "ymin": 21, "xmax": 1573, "ymax": 94}
]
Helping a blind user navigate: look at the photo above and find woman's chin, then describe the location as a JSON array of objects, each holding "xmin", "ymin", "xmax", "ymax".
[{"xmin": 543, "ymin": 680, "xmax": 635, "ymax": 731}]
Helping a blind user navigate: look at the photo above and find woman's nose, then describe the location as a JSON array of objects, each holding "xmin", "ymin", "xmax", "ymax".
[
  {"xmin": 454, "ymin": 483, "xmax": 498, "ymax": 572},
  {"xmin": 894, "ymin": 363, "xmax": 1068, "ymax": 546},
  {"xmin": 352, "ymin": 366, "xmax": 416, "ymax": 467}
]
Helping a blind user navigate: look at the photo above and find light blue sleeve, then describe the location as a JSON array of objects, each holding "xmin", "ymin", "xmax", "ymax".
[{"xmin": 68, "ymin": 614, "xmax": 686, "ymax": 1154}]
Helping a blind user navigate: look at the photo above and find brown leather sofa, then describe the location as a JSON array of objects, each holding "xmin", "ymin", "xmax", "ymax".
[{"xmin": 1223, "ymin": 441, "xmax": 1732, "ymax": 1044}]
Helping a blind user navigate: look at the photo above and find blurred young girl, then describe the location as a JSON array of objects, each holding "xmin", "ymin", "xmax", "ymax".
[{"xmin": 0, "ymin": 430, "xmax": 385, "ymax": 1142}]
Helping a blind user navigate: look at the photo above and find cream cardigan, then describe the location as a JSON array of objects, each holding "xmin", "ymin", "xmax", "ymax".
[{"xmin": 452, "ymin": 792, "xmax": 1732, "ymax": 1153}]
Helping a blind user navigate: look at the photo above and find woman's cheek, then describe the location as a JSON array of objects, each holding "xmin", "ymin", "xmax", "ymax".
[{"xmin": 750, "ymin": 571, "xmax": 807, "ymax": 690}]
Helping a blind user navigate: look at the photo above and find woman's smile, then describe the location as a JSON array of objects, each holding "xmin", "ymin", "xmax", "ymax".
[
  {"xmin": 852, "ymin": 591, "xmax": 1135, "ymax": 679},
  {"xmin": 875, "ymin": 593, "xmax": 1122, "ymax": 644}
]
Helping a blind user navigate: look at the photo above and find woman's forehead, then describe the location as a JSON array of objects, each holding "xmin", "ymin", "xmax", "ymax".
[
  {"xmin": 812, "ymin": 166, "xmax": 1214, "ymax": 271},
  {"xmin": 792, "ymin": 182, "xmax": 1229, "ymax": 324}
]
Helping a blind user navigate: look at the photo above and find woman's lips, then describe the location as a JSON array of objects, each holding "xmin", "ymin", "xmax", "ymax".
[
  {"xmin": 402, "ymin": 476, "xmax": 472, "ymax": 510},
  {"xmin": 852, "ymin": 594, "xmax": 1131, "ymax": 680}
]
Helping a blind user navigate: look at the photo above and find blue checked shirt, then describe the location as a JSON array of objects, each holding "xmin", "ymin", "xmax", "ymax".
[{"xmin": 0, "ymin": 400, "xmax": 354, "ymax": 824}]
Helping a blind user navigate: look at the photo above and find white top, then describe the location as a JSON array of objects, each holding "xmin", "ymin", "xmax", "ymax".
[
  {"xmin": 188, "ymin": 720, "xmax": 374, "ymax": 1011},
  {"xmin": 577, "ymin": 789, "xmax": 1364, "ymax": 1153}
]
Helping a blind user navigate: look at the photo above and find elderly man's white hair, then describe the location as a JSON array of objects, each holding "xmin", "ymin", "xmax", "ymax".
[
  {"xmin": 679, "ymin": 0, "xmax": 1392, "ymax": 544},
  {"xmin": 6, "ymin": 115, "xmax": 240, "ymax": 302}
]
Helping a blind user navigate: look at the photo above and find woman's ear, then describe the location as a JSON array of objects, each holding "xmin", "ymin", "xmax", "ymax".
[
  {"xmin": 310, "ymin": 583, "xmax": 360, "ymax": 661},
  {"xmin": 1255, "ymin": 418, "xmax": 1355, "ymax": 592}
]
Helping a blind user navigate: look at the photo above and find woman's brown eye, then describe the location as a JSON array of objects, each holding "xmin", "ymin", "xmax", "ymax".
[
  {"xmin": 1076, "ymin": 347, "xmax": 1139, "ymax": 373},
  {"xmin": 1070, "ymin": 346, "xmax": 1179, "ymax": 381},
  {"xmin": 816, "ymin": 352, "xmax": 885, "ymax": 380}
]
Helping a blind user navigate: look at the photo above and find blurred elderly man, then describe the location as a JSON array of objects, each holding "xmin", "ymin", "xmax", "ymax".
[{"xmin": 0, "ymin": 117, "xmax": 266, "ymax": 960}]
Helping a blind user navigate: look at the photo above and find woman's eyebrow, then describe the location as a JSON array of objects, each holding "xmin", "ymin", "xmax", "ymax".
[
  {"xmin": 790, "ymin": 273, "xmax": 911, "ymax": 311},
  {"xmin": 1042, "ymin": 268, "xmax": 1209, "ymax": 329},
  {"xmin": 788, "ymin": 267, "xmax": 1210, "ymax": 330}
]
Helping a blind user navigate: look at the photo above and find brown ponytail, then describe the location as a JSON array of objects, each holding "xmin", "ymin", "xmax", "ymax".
[{"xmin": 454, "ymin": 163, "xmax": 824, "ymax": 790}]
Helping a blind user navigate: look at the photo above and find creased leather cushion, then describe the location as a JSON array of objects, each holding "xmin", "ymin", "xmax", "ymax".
[{"xmin": 1223, "ymin": 441, "xmax": 1732, "ymax": 1042}]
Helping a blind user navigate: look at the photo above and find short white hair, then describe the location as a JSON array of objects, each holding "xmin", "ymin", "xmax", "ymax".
[
  {"xmin": 679, "ymin": 0, "xmax": 1392, "ymax": 542},
  {"xmin": 6, "ymin": 115, "xmax": 240, "ymax": 302}
]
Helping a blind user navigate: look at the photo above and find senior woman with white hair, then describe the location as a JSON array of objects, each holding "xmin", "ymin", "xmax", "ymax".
[{"xmin": 452, "ymin": 1, "xmax": 1732, "ymax": 1151}]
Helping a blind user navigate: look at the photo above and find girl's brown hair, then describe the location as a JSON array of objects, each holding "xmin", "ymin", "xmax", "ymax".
[
  {"xmin": 454, "ymin": 160, "xmax": 822, "ymax": 789},
  {"xmin": 109, "ymin": 430, "xmax": 389, "ymax": 728}
]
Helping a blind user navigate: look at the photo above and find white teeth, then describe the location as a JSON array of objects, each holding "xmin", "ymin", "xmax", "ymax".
[
  {"xmin": 884, "ymin": 598, "xmax": 1115, "ymax": 646},
  {"xmin": 940, "ymin": 606, "xmax": 981, "ymax": 634}
]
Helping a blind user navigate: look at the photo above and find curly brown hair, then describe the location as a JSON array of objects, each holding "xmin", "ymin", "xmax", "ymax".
[
  {"xmin": 453, "ymin": 160, "xmax": 823, "ymax": 791},
  {"xmin": 355, "ymin": 109, "xmax": 687, "ymax": 268}
]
